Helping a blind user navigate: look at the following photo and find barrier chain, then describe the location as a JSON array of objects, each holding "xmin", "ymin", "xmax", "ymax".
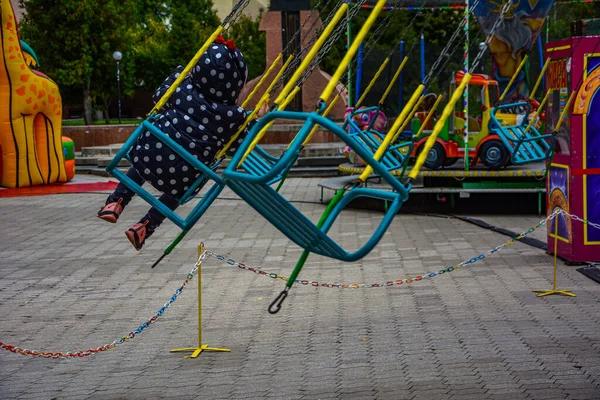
[
  {"xmin": 206, "ymin": 209, "xmax": 561, "ymax": 288},
  {"xmin": 1, "ymin": 209, "xmax": 596, "ymax": 358},
  {"xmin": 0, "ymin": 252, "xmax": 208, "ymax": 359}
]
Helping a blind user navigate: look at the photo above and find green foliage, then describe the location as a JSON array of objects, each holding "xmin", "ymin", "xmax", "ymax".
[
  {"xmin": 18, "ymin": 0, "xmax": 221, "ymax": 122},
  {"xmin": 228, "ymin": 13, "xmax": 266, "ymax": 81},
  {"xmin": 19, "ymin": 0, "xmax": 136, "ymax": 123},
  {"xmin": 546, "ymin": 2, "xmax": 600, "ymax": 42},
  {"xmin": 125, "ymin": 0, "xmax": 221, "ymax": 93}
]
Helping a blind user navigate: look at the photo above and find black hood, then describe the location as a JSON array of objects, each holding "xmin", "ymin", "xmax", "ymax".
[{"xmin": 190, "ymin": 40, "xmax": 248, "ymax": 105}]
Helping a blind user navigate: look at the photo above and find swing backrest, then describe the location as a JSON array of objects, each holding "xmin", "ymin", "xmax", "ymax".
[{"xmin": 223, "ymin": 110, "xmax": 410, "ymax": 262}]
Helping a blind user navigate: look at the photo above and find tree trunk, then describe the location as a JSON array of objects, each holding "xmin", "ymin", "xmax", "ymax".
[
  {"xmin": 103, "ymin": 96, "xmax": 111, "ymax": 124},
  {"xmin": 82, "ymin": 84, "xmax": 93, "ymax": 125}
]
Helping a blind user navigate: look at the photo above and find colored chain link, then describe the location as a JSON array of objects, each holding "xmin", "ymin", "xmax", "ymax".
[
  {"xmin": 2, "ymin": 209, "xmax": 596, "ymax": 359},
  {"xmin": 207, "ymin": 210, "xmax": 566, "ymax": 289},
  {"xmin": 0, "ymin": 252, "xmax": 209, "ymax": 358}
]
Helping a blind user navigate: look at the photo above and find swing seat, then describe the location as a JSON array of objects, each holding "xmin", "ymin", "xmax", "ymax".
[
  {"xmin": 223, "ymin": 110, "xmax": 410, "ymax": 262},
  {"xmin": 346, "ymin": 107, "xmax": 413, "ymax": 173},
  {"xmin": 105, "ymin": 119, "xmax": 224, "ymax": 231},
  {"xmin": 241, "ymin": 145, "xmax": 289, "ymax": 185},
  {"xmin": 490, "ymin": 102, "xmax": 555, "ymax": 165}
]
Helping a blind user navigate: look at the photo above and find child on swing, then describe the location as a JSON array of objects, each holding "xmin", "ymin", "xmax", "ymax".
[{"xmin": 97, "ymin": 36, "xmax": 264, "ymax": 251}]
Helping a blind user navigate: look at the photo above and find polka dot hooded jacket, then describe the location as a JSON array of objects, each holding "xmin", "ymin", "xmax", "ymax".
[{"xmin": 129, "ymin": 39, "xmax": 252, "ymax": 200}]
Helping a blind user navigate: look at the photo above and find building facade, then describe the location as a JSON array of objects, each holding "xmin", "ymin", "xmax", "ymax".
[{"xmin": 213, "ymin": 0, "xmax": 270, "ymax": 21}]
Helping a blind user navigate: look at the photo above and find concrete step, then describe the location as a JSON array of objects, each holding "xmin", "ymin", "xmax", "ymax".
[
  {"xmin": 78, "ymin": 165, "xmax": 340, "ymax": 178},
  {"xmin": 80, "ymin": 143, "xmax": 124, "ymax": 157},
  {"xmin": 96, "ymin": 157, "xmax": 131, "ymax": 168},
  {"xmin": 79, "ymin": 142, "xmax": 346, "ymax": 158}
]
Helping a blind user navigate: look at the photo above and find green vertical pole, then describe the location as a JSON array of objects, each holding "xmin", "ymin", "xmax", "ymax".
[
  {"xmin": 347, "ymin": 4, "xmax": 353, "ymax": 107},
  {"xmin": 463, "ymin": 0, "xmax": 470, "ymax": 172}
]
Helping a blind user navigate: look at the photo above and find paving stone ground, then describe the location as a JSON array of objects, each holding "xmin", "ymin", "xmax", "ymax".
[{"xmin": 1, "ymin": 177, "xmax": 599, "ymax": 400}]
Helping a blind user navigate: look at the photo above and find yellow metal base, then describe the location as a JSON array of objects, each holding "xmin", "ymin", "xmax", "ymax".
[
  {"xmin": 170, "ymin": 344, "xmax": 231, "ymax": 359},
  {"xmin": 533, "ymin": 289, "xmax": 576, "ymax": 297}
]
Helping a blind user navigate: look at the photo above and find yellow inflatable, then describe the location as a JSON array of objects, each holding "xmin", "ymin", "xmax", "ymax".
[{"xmin": 1, "ymin": 0, "xmax": 70, "ymax": 188}]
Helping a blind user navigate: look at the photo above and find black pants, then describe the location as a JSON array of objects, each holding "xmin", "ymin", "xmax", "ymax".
[{"xmin": 107, "ymin": 167, "xmax": 179, "ymax": 228}]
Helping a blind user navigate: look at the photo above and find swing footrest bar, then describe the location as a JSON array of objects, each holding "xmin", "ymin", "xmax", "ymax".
[{"xmin": 105, "ymin": 119, "xmax": 225, "ymax": 230}]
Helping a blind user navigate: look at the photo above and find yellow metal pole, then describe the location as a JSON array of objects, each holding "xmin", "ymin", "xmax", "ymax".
[
  {"xmin": 552, "ymin": 214, "xmax": 558, "ymax": 291},
  {"xmin": 302, "ymin": 94, "xmax": 340, "ymax": 147},
  {"xmin": 523, "ymin": 89, "xmax": 552, "ymax": 135},
  {"xmin": 241, "ymin": 53, "xmax": 283, "ymax": 109},
  {"xmin": 320, "ymin": 0, "xmax": 387, "ymax": 104},
  {"xmin": 554, "ymin": 91, "xmax": 576, "ymax": 133},
  {"xmin": 379, "ymin": 56, "xmax": 409, "ymax": 105},
  {"xmin": 170, "ymin": 244, "xmax": 232, "ymax": 358},
  {"xmin": 263, "ymin": 55, "xmax": 294, "ymax": 104},
  {"xmin": 198, "ymin": 244, "xmax": 203, "ymax": 348},
  {"xmin": 358, "ymin": 84, "xmax": 425, "ymax": 181},
  {"xmin": 240, "ymin": 86, "xmax": 301, "ymax": 164},
  {"xmin": 390, "ymin": 95, "xmax": 425, "ymax": 143},
  {"xmin": 413, "ymin": 95, "xmax": 444, "ymax": 139},
  {"xmin": 409, "ymin": 73, "xmax": 473, "ymax": 180},
  {"xmin": 274, "ymin": 4, "xmax": 349, "ymax": 106},
  {"xmin": 150, "ymin": 27, "xmax": 224, "ymax": 116},
  {"xmin": 499, "ymin": 54, "xmax": 529, "ymax": 101},
  {"xmin": 217, "ymin": 55, "xmax": 294, "ymax": 159},
  {"xmin": 530, "ymin": 58, "xmax": 550, "ymax": 100},
  {"xmin": 355, "ymin": 57, "xmax": 390, "ymax": 108},
  {"xmin": 533, "ymin": 213, "xmax": 576, "ymax": 297}
]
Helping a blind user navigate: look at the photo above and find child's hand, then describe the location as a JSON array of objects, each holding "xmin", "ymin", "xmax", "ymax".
[{"xmin": 257, "ymin": 102, "xmax": 269, "ymax": 118}]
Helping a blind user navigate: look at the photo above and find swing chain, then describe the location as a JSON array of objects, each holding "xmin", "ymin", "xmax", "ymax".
[
  {"xmin": 561, "ymin": 210, "xmax": 600, "ymax": 231},
  {"xmin": 271, "ymin": 0, "xmax": 352, "ymax": 95},
  {"xmin": 223, "ymin": 0, "xmax": 251, "ymax": 32},
  {"xmin": 470, "ymin": 1, "xmax": 512, "ymax": 72},
  {"xmin": 295, "ymin": 0, "xmax": 370, "ymax": 89},
  {"xmin": 424, "ymin": 0, "xmax": 481, "ymax": 84}
]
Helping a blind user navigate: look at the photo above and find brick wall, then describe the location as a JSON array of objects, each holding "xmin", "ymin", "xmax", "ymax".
[{"xmin": 63, "ymin": 123, "xmax": 339, "ymax": 151}]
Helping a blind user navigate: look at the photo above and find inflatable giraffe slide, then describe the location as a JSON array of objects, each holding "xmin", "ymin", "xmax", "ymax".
[{"xmin": 1, "ymin": 0, "xmax": 74, "ymax": 188}]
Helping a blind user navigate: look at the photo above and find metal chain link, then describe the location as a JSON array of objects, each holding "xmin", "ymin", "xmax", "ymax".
[
  {"xmin": 424, "ymin": 0, "xmax": 481, "ymax": 84},
  {"xmin": 0, "ymin": 252, "xmax": 209, "ymax": 358},
  {"xmin": 223, "ymin": 0, "xmax": 251, "ymax": 32},
  {"xmin": 470, "ymin": 1, "xmax": 512, "ymax": 72},
  {"xmin": 3, "ymin": 209, "xmax": 598, "ymax": 359},
  {"xmin": 343, "ymin": 0, "xmax": 412, "ymax": 86},
  {"xmin": 270, "ymin": 1, "xmax": 350, "ymax": 95},
  {"xmin": 295, "ymin": 0, "xmax": 370, "ymax": 89},
  {"xmin": 207, "ymin": 208, "xmax": 600, "ymax": 289}
]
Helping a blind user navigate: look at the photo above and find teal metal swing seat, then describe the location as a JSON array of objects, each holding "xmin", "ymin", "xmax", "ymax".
[
  {"xmin": 223, "ymin": 109, "xmax": 411, "ymax": 262},
  {"xmin": 345, "ymin": 106, "xmax": 414, "ymax": 173},
  {"xmin": 105, "ymin": 119, "xmax": 226, "ymax": 231},
  {"xmin": 490, "ymin": 102, "xmax": 555, "ymax": 165}
]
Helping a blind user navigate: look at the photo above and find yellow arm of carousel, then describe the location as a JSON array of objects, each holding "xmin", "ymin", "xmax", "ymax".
[
  {"xmin": 149, "ymin": 27, "xmax": 224, "ymax": 116},
  {"xmin": 530, "ymin": 58, "xmax": 550, "ymax": 100},
  {"xmin": 241, "ymin": 53, "xmax": 283, "ymax": 109},
  {"xmin": 378, "ymin": 56, "xmax": 408, "ymax": 106},
  {"xmin": 273, "ymin": 4, "xmax": 349, "ymax": 106},
  {"xmin": 319, "ymin": 0, "xmax": 387, "ymax": 104},
  {"xmin": 358, "ymin": 84, "xmax": 426, "ymax": 182},
  {"xmin": 413, "ymin": 94, "xmax": 444, "ymax": 139},
  {"xmin": 355, "ymin": 57, "xmax": 390, "ymax": 108},
  {"xmin": 523, "ymin": 89, "xmax": 552, "ymax": 135},
  {"xmin": 499, "ymin": 54, "xmax": 529, "ymax": 102},
  {"xmin": 408, "ymin": 73, "xmax": 472, "ymax": 180},
  {"xmin": 301, "ymin": 94, "xmax": 340, "ymax": 147},
  {"xmin": 239, "ymin": 86, "xmax": 302, "ymax": 166}
]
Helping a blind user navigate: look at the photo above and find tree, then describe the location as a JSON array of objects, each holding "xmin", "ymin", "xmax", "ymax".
[
  {"xmin": 19, "ymin": 0, "xmax": 135, "ymax": 125},
  {"xmin": 228, "ymin": 13, "xmax": 266, "ymax": 81},
  {"xmin": 130, "ymin": 0, "xmax": 220, "ymax": 95}
]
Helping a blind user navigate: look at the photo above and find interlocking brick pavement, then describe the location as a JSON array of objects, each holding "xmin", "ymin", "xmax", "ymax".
[{"xmin": 0, "ymin": 177, "xmax": 599, "ymax": 399}]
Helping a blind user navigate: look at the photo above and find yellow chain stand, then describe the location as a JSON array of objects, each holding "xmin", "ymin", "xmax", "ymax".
[
  {"xmin": 171, "ymin": 244, "xmax": 231, "ymax": 358},
  {"xmin": 533, "ymin": 214, "xmax": 576, "ymax": 297}
]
